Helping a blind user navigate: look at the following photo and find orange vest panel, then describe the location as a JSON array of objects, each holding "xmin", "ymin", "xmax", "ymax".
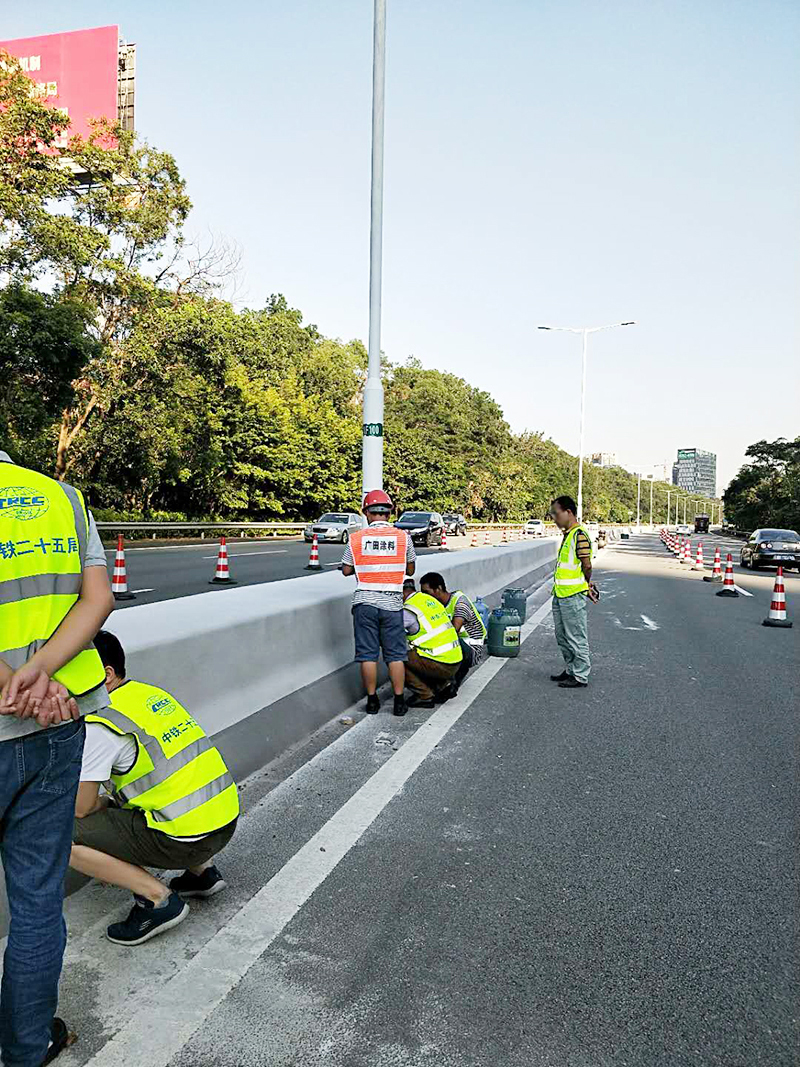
[{"xmin": 350, "ymin": 525, "xmax": 408, "ymax": 592}]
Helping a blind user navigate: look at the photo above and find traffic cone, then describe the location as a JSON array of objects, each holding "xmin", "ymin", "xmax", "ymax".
[
  {"xmin": 470, "ymin": 531, "xmax": 480, "ymax": 548},
  {"xmin": 209, "ymin": 536, "xmax": 237, "ymax": 585},
  {"xmin": 440, "ymin": 528, "xmax": 448, "ymax": 551},
  {"xmin": 111, "ymin": 535, "xmax": 135, "ymax": 601},
  {"xmin": 305, "ymin": 533, "xmax": 321, "ymax": 571},
  {"xmin": 500, "ymin": 528, "xmax": 509, "ymax": 544},
  {"xmin": 703, "ymin": 546, "xmax": 723, "ymax": 582},
  {"xmin": 483, "ymin": 529, "xmax": 491, "ymax": 546},
  {"xmin": 762, "ymin": 567, "xmax": 792, "ymax": 628},
  {"xmin": 692, "ymin": 542, "xmax": 704, "ymax": 570},
  {"xmin": 680, "ymin": 539, "xmax": 690, "ymax": 564},
  {"xmin": 674, "ymin": 536, "xmax": 682, "ymax": 557},
  {"xmin": 716, "ymin": 554, "xmax": 738, "ymax": 597}
]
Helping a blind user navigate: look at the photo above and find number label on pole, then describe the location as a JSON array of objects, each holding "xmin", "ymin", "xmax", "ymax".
[{"xmin": 363, "ymin": 422, "xmax": 384, "ymax": 438}]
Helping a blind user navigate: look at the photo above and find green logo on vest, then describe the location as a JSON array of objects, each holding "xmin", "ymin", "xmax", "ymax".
[
  {"xmin": 146, "ymin": 694, "xmax": 177, "ymax": 717},
  {"xmin": 0, "ymin": 487, "xmax": 50, "ymax": 521}
]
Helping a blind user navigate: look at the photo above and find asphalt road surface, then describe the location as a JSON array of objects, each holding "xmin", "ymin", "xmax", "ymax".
[
  {"xmin": 103, "ymin": 534, "xmax": 474, "ymax": 608},
  {"xmin": 32, "ymin": 533, "xmax": 798, "ymax": 1066}
]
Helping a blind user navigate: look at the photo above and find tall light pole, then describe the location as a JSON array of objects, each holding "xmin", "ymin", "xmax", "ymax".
[
  {"xmin": 649, "ymin": 475, "xmax": 654, "ymax": 526},
  {"xmin": 362, "ymin": 0, "xmax": 387, "ymax": 495},
  {"xmin": 666, "ymin": 489, "xmax": 672, "ymax": 526},
  {"xmin": 636, "ymin": 471, "xmax": 642, "ymax": 528},
  {"xmin": 537, "ymin": 321, "xmax": 636, "ymax": 519}
]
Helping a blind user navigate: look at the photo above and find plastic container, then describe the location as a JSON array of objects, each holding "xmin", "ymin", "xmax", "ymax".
[
  {"xmin": 474, "ymin": 596, "xmax": 491, "ymax": 632},
  {"xmin": 487, "ymin": 608, "xmax": 522, "ymax": 658},
  {"xmin": 501, "ymin": 587, "xmax": 527, "ymax": 624}
]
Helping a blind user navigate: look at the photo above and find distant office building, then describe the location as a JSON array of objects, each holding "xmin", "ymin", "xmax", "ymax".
[
  {"xmin": 590, "ymin": 452, "xmax": 618, "ymax": 468},
  {"xmin": 672, "ymin": 463, "xmax": 679, "ymax": 486},
  {"xmin": 673, "ymin": 448, "xmax": 716, "ymax": 497}
]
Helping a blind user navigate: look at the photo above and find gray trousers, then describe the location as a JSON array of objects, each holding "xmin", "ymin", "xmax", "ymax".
[{"xmin": 552, "ymin": 593, "xmax": 591, "ymax": 682}]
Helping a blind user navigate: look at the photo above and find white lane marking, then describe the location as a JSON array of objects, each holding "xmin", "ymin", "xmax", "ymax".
[
  {"xmin": 105, "ymin": 542, "xmax": 298, "ymax": 554},
  {"xmin": 324, "ymin": 562, "xmax": 343, "ymax": 567},
  {"xmin": 130, "ymin": 588, "xmax": 154, "ymax": 594},
  {"xmin": 83, "ymin": 598, "xmax": 553, "ymax": 1067},
  {"xmin": 640, "ymin": 614, "xmax": 659, "ymax": 630},
  {"xmin": 200, "ymin": 549, "xmax": 289, "ymax": 559},
  {"xmin": 733, "ymin": 585, "xmax": 754, "ymax": 597}
]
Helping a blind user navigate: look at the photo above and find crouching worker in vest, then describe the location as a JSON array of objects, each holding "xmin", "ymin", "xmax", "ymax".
[
  {"xmin": 419, "ymin": 572, "xmax": 487, "ymax": 700},
  {"xmin": 401, "ymin": 580, "xmax": 462, "ymax": 708},
  {"xmin": 71, "ymin": 631, "xmax": 239, "ymax": 946}
]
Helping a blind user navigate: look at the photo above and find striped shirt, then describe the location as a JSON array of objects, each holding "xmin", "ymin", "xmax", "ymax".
[
  {"xmin": 452, "ymin": 594, "xmax": 485, "ymax": 644},
  {"xmin": 342, "ymin": 521, "xmax": 416, "ymax": 611}
]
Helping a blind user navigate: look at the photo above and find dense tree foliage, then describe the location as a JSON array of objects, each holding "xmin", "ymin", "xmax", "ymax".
[
  {"xmin": 1, "ymin": 51, "xmax": 713, "ymax": 524},
  {"xmin": 723, "ymin": 439, "xmax": 800, "ymax": 532}
]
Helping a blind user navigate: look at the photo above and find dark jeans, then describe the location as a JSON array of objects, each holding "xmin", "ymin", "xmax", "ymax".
[{"xmin": 0, "ymin": 720, "xmax": 85, "ymax": 1067}]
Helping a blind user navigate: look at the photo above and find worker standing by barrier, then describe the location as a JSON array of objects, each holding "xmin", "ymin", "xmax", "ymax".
[
  {"xmin": 71, "ymin": 630, "xmax": 239, "ymax": 946},
  {"xmin": 0, "ymin": 450, "xmax": 114, "ymax": 1067},
  {"xmin": 549, "ymin": 495, "xmax": 598, "ymax": 690},
  {"xmin": 341, "ymin": 491, "xmax": 415, "ymax": 717},
  {"xmin": 401, "ymin": 579, "xmax": 462, "ymax": 708},
  {"xmin": 420, "ymin": 572, "xmax": 486, "ymax": 698}
]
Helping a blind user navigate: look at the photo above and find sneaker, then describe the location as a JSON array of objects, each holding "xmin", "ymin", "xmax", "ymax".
[
  {"xmin": 365, "ymin": 694, "xmax": 380, "ymax": 714},
  {"xmin": 550, "ymin": 670, "xmax": 572, "ymax": 682},
  {"xmin": 393, "ymin": 695, "xmax": 408, "ymax": 717},
  {"xmin": 558, "ymin": 677, "xmax": 587, "ymax": 689},
  {"xmin": 169, "ymin": 865, "xmax": 227, "ymax": 899},
  {"xmin": 406, "ymin": 695, "xmax": 436, "ymax": 709},
  {"xmin": 42, "ymin": 1018, "xmax": 74, "ymax": 1065},
  {"xmin": 106, "ymin": 891, "xmax": 189, "ymax": 945}
]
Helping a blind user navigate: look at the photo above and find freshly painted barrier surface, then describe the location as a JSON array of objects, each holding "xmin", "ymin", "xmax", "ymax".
[{"xmin": 107, "ymin": 539, "xmax": 558, "ymax": 778}]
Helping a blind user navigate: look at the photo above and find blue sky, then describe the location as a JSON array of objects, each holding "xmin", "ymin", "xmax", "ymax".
[{"xmin": 6, "ymin": 0, "xmax": 799, "ymax": 492}]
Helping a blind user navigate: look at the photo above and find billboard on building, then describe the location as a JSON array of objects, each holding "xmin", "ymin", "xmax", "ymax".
[{"xmin": 0, "ymin": 26, "xmax": 134, "ymax": 145}]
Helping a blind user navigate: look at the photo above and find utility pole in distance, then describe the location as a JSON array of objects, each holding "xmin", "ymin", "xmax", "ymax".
[{"xmin": 362, "ymin": 0, "xmax": 387, "ymax": 495}]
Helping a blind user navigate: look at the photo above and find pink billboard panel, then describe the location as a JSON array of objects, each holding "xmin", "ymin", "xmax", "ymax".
[{"xmin": 0, "ymin": 26, "xmax": 119, "ymax": 144}]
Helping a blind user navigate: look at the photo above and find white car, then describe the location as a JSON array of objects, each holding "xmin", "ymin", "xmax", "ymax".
[
  {"xmin": 524, "ymin": 518, "xmax": 546, "ymax": 536},
  {"xmin": 676, "ymin": 523, "xmax": 691, "ymax": 535}
]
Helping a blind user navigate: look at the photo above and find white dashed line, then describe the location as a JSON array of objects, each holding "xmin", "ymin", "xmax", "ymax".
[{"xmin": 640, "ymin": 614, "xmax": 660, "ymax": 630}]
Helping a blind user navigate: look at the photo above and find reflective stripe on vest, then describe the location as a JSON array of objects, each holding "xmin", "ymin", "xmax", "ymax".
[
  {"xmin": 350, "ymin": 525, "xmax": 408, "ymax": 592},
  {"xmin": 553, "ymin": 524, "xmax": 591, "ymax": 598},
  {"xmin": 86, "ymin": 680, "xmax": 239, "ymax": 837},
  {"xmin": 405, "ymin": 592, "xmax": 463, "ymax": 663},
  {"xmin": 0, "ymin": 463, "xmax": 105, "ymax": 697},
  {"xmin": 445, "ymin": 590, "xmax": 488, "ymax": 642}
]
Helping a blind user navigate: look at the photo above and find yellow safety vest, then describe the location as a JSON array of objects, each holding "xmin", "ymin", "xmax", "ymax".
[
  {"xmin": 87, "ymin": 680, "xmax": 239, "ymax": 838},
  {"xmin": 445, "ymin": 590, "xmax": 487, "ymax": 642},
  {"xmin": 405, "ymin": 592, "xmax": 463, "ymax": 664},
  {"xmin": 0, "ymin": 462, "xmax": 105, "ymax": 697},
  {"xmin": 553, "ymin": 524, "xmax": 591, "ymax": 598}
]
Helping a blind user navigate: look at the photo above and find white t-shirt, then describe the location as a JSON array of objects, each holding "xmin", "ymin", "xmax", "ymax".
[{"xmin": 80, "ymin": 722, "xmax": 137, "ymax": 782}]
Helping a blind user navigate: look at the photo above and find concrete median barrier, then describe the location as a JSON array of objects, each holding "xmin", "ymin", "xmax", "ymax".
[{"xmin": 108, "ymin": 539, "xmax": 558, "ymax": 781}]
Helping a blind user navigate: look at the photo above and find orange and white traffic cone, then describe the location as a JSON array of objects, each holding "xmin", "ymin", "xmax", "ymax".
[
  {"xmin": 483, "ymin": 529, "xmax": 491, "ymax": 547},
  {"xmin": 305, "ymin": 533, "xmax": 321, "ymax": 571},
  {"xmin": 674, "ymin": 536, "xmax": 682, "ymax": 557},
  {"xmin": 692, "ymin": 542, "xmax": 704, "ymax": 570},
  {"xmin": 715, "ymin": 553, "xmax": 738, "ymax": 597},
  {"xmin": 703, "ymin": 546, "xmax": 723, "ymax": 583},
  {"xmin": 209, "ymin": 536, "xmax": 237, "ymax": 585},
  {"xmin": 680, "ymin": 539, "xmax": 690, "ymax": 564},
  {"xmin": 111, "ymin": 535, "xmax": 135, "ymax": 601},
  {"xmin": 440, "ymin": 528, "xmax": 448, "ymax": 551},
  {"xmin": 500, "ymin": 528, "xmax": 509, "ymax": 544},
  {"xmin": 470, "ymin": 531, "xmax": 480, "ymax": 548},
  {"xmin": 762, "ymin": 567, "xmax": 792, "ymax": 628}
]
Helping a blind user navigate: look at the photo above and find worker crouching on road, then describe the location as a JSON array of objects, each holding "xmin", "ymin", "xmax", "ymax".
[
  {"xmin": 549, "ymin": 495, "xmax": 599, "ymax": 689},
  {"xmin": 341, "ymin": 490, "xmax": 415, "ymax": 717},
  {"xmin": 420, "ymin": 572, "xmax": 487, "ymax": 700},
  {"xmin": 402, "ymin": 579, "xmax": 463, "ymax": 708},
  {"xmin": 71, "ymin": 631, "xmax": 239, "ymax": 946}
]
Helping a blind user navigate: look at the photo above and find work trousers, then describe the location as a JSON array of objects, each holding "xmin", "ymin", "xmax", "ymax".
[
  {"xmin": 404, "ymin": 648, "xmax": 459, "ymax": 701},
  {"xmin": 552, "ymin": 592, "xmax": 591, "ymax": 683}
]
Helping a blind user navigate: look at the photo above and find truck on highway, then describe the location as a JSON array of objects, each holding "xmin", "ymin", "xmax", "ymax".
[{"xmin": 694, "ymin": 514, "xmax": 710, "ymax": 533}]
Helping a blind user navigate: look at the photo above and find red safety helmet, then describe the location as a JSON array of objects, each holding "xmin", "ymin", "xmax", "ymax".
[{"xmin": 362, "ymin": 489, "xmax": 393, "ymax": 512}]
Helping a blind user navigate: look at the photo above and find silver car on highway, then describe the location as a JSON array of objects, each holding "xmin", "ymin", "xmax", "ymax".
[{"xmin": 304, "ymin": 512, "xmax": 364, "ymax": 544}]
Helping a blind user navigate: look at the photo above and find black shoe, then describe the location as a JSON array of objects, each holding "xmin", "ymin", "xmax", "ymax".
[
  {"xmin": 169, "ymin": 865, "xmax": 227, "ymax": 899},
  {"xmin": 106, "ymin": 891, "xmax": 189, "ymax": 946},
  {"xmin": 550, "ymin": 670, "xmax": 571, "ymax": 682},
  {"xmin": 393, "ymin": 696, "xmax": 408, "ymax": 717},
  {"xmin": 558, "ymin": 677, "xmax": 587, "ymax": 689},
  {"xmin": 406, "ymin": 695, "xmax": 436, "ymax": 709},
  {"xmin": 365, "ymin": 694, "xmax": 380, "ymax": 714},
  {"xmin": 434, "ymin": 683, "xmax": 457, "ymax": 704},
  {"xmin": 42, "ymin": 1018, "xmax": 74, "ymax": 1065}
]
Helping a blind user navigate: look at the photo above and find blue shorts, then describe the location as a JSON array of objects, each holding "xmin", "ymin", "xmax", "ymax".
[{"xmin": 352, "ymin": 604, "xmax": 408, "ymax": 664}]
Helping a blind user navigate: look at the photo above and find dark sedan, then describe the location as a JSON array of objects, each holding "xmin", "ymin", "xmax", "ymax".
[
  {"xmin": 395, "ymin": 511, "xmax": 445, "ymax": 547},
  {"xmin": 740, "ymin": 528, "xmax": 800, "ymax": 570}
]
